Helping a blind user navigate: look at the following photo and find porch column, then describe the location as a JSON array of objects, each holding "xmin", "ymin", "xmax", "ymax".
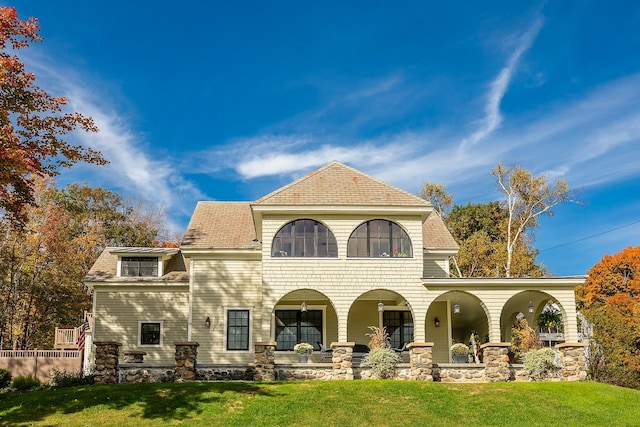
[
  {"xmin": 93, "ymin": 341, "xmax": 121, "ymax": 384},
  {"xmin": 174, "ymin": 341, "xmax": 199, "ymax": 381},
  {"xmin": 331, "ymin": 342, "xmax": 354, "ymax": 380},
  {"xmin": 408, "ymin": 342, "xmax": 433, "ymax": 381},
  {"xmin": 481, "ymin": 342, "xmax": 511, "ymax": 382},
  {"xmin": 254, "ymin": 341, "xmax": 276, "ymax": 381},
  {"xmin": 557, "ymin": 343, "xmax": 588, "ymax": 381}
]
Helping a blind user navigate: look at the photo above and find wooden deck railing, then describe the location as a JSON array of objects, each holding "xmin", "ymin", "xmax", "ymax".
[{"xmin": 54, "ymin": 312, "xmax": 93, "ymax": 349}]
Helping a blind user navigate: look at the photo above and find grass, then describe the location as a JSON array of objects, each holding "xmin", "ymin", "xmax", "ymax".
[{"xmin": 0, "ymin": 380, "xmax": 639, "ymax": 426}]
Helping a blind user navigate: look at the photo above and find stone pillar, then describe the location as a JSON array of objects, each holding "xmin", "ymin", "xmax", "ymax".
[
  {"xmin": 481, "ymin": 342, "xmax": 511, "ymax": 382},
  {"xmin": 124, "ymin": 351, "xmax": 146, "ymax": 363},
  {"xmin": 174, "ymin": 341, "xmax": 199, "ymax": 381},
  {"xmin": 331, "ymin": 342, "xmax": 354, "ymax": 380},
  {"xmin": 557, "ymin": 343, "xmax": 588, "ymax": 381},
  {"xmin": 93, "ymin": 341, "xmax": 121, "ymax": 384},
  {"xmin": 408, "ymin": 342, "xmax": 433, "ymax": 381},
  {"xmin": 254, "ymin": 341, "xmax": 277, "ymax": 381}
]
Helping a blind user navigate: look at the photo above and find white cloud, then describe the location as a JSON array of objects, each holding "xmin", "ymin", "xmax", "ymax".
[{"xmin": 21, "ymin": 49, "xmax": 204, "ymax": 229}]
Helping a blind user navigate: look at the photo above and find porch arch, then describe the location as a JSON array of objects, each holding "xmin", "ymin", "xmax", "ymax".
[
  {"xmin": 500, "ymin": 290, "xmax": 567, "ymax": 345},
  {"xmin": 427, "ymin": 291, "xmax": 490, "ymax": 363},
  {"xmin": 271, "ymin": 289, "xmax": 339, "ymax": 351},
  {"xmin": 346, "ymin": 289, "xmax": 413, "ymax": 348}
]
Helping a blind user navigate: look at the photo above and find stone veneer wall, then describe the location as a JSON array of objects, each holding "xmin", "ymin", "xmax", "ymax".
[
  {"xmin": 557, "ymin": 343, "xmax": 588, "ymax": 381},
  {"xmin": 119, "ymin": 365, "xmax": 175, "ymax": 383},
  {"xmin": 94, "ymin": 342, "xmax": 121, "ymax": 384},
  {"xmin": 254, "ymin": 342, "xmax": 276, "ymax": 381},
  {"xmin": 481, "ymin": 343, "xmax": 511, "ymax": 382},
  {"xmin": 331, "ymin": 342, "xmax": 354, "ymax": 380},
  {"xmin": 174, "ymin": 342, "xmax": 199, "ymax": 381},
  {"xmin": 408, "ymin": 342, "xmax": 433, "ymax": 380}
]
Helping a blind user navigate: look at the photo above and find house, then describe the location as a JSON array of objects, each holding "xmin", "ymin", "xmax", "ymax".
[{"xmin": 84, "ymin": 161, "xmax": 586, "ymax": 381}]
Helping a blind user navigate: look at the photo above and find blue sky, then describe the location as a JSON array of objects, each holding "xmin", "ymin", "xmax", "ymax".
[{"xmin": 12, "ymin": 1, "xmax": 640, "ymax": 276}]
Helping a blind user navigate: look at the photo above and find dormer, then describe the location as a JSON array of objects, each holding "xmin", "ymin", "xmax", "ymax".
[{"xmin": 110, "ymin": 248, "xmax": 180, "ymax": 278}]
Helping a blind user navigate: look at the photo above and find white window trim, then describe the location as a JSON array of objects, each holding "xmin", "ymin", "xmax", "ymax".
[
  {"xmin": 273, "ymin": 305, "xmax": 327, "ymax": 351},
  {"xmin": 224, "ymin": 307, "xmax": 253, "ymax": 353},
  {"xmin": 138, "ymin": 320, "xmax": 164, "ymax": 347}
]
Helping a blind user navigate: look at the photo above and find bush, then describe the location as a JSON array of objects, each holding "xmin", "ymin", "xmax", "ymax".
[
  {"xmin": 522, "ymin": 347, "xmax": 559, "ymax": 380},
  {"xmin": 0, "ymin": 368, "xmax": 12, "ymax": 389},
  {"xmin": 366, "ymin": 326, "xmax": 391, "ymax": 349},
  {"xmin": 11, "ymin": 376, "xmax": 41, "ymax": 392},
  {"xmin": 362, "ymin": 347, "xmax": 401, "ymax": 379},
  {"xmin": 50, "ymin": 369, "xmax": 95, "ymax": 388}
]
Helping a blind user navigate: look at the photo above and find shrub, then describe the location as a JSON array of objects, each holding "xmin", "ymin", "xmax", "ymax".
[
  {"xmin": 366, "ymin": 326, "xmax": 391, "ymax": 349},
  {"xmin": 362, "ymin": 347, "xmax": 401, "ymax": 379},
  {"xmin": 522, "ymin": 347, "xmax": 559, "ymax": 380},
  {"xmin": 12, "ymin": 376, "xmax": 42, "ymax": 392},
  {"xmin": 510, "ymin": 317, "xmax": 542, "ymax": 362},
  {"xmin": 50, "ymin": 369, "xmax": 95, "ymax": 388},
  {"xmin": 0, "ymin": 368, "xmax": 12, "ymax": 389}
]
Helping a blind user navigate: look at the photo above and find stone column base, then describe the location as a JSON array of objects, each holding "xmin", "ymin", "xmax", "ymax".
[
  {"xmin": 481, "ymin": 342, "xmax": 511, "ymax": 382},
  {"xmin": 557, "ymin": 343, "xmax": 588, "ymax": 381},
  {"xmin": 254, "ymin": 341, "xmax": 276, "ymax": 381},
  {"xmin": 331, "ymin": 342, "xmax": 354, "ymax": 380},
  {"xmin": 408, "ymin": 342, "xmax": 433, "ymax": 381}
]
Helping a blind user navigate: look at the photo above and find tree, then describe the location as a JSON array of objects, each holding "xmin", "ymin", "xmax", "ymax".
[
  {"xmin": 0, "ymin": 6, "xmax": 105, "ymax": 226},
  {"xmin": 492, "ymin": 163, "xmax": 572, "ymax": 277},
  {"xmin": 0, "ymin": 177, "xmax": 173, "ymax": 349},
  {"xmin": 576, "ymin": 246, "xmax": 640, "ymax": 388},
  {"xmin": 447, "ymin": 202, "xmax": 545, "ymax": 278},
  {"xmin": 417, "ymin": 182, "xmax": 453, "ymax": 218}
]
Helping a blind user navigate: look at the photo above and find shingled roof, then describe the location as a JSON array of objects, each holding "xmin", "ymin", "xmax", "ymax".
[
  {"xmin": 254, "ymin": 161, "xmax": 432, "ymax": 207},
  {"xmin": 181, "ymin": 202, "xmax": 258, "ymax": 250},
  {"xmin": 84, "ymin": 248, "xmax": 189, "ymax": 283},
  {"xmin": 179, "ymin": 162, "xmax": 456, "ymax": 252}
]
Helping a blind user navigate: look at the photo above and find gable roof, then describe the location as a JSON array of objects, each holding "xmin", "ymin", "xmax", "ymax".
[
  {"xmin": 254, "ymin": 161, "xmax": 432, "ymax": 207},
  {"xmin": 181, "ymin": 202, "xmax": 258, "ymax": 250}
]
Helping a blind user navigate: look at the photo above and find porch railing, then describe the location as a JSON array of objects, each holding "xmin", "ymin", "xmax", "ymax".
[
  {"xmin": 0, "ymin": 349, "xmax": 80, "ymax": 358},
  {"xmin": 54, "ymin": 312, "xmax": 93, "ymax": 349}
]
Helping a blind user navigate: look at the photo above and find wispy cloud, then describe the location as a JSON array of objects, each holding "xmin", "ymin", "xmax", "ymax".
[
  {"xmin": 21, "ymin": 50, "xmax": 204, "ymax": 228},
  {"xmin": 459, "ymin": 18, "xmax": 543, "ymax": 150}
]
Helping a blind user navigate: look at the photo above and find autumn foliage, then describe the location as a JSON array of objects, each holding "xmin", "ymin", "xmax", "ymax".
[
  {"xmin": 576, "ymin": 246, "xmax": 640, "ymax": 389},
  {"xmin": 0, "ymin": 6, "xmax": 105, "ymax": 226}
]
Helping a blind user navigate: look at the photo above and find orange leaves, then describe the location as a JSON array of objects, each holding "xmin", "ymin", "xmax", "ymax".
[{"xmin": 0, "ymin": 7, "xmax": 104, "ymax": 226}]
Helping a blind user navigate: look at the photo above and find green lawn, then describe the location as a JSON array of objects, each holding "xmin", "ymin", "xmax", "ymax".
[{"xmin": 0, "ymin": 380, "xmax": 638, "ymax": 426}]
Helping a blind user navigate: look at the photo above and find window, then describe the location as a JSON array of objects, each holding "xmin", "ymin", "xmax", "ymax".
[
  {"xmin": 272, "ymin": 219, "xmax": 338, "ymax": 257},
  {"xmin": 139, "ymin": 321, "xmax": 162, "ymax": 346},
  {"xmin": 275, "ymin": 310, "xmax": 323, "ymax": 351},
  {"xmin": 227, "ymin": 310, "xmax": 250, "ymax": 351},
  {"xmin": 347, "ymin": 219, "xmax": 412, "ymax": 258},
  {"xmin": 383, "ymin": 311, "xmax": 413, "ymax": 349},
  {"xmin": 121, "ymin": 257, "xmax": 158, "ymax": 277}
]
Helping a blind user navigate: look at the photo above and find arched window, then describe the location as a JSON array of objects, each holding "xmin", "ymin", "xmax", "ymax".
[
  {"xmin": 272, "ymin": 219, "xmax": 338, "ymax": 257},
  {"xmin": 347, "ymin": 219, "xmax": 412, "ymax": 258}
]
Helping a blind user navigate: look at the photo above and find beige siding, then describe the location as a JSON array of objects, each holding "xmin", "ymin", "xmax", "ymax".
[
  {"xmin": 423, "ymin": 256, "xmax": 449, "ymax": 278},
  {"xmin": 425, "ymin": 300, "xmax": 450, "ymax": 363},
  {"xmin": 190, "ymin": 258, "xmax": 262, "ymax": 364},
  {"xmin": 93, "ymin": 286, "xmax": 188, "ymax": 364},
  {"xmin": 260, "ymin": 214, "xmax": 435, "ymax": 342}
]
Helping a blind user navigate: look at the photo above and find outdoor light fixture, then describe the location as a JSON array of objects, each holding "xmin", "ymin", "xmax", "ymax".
[
  {"xmin": 300, "ymin": 301, "xmax": 308, "ymax": 312},
  {"xmin": 434, "ymin": 317, "xmax": 440, "ymax": 327},
  {"xmin": 528, "ymin": 301, "xmax": 534, "ymax": 314},
  {"xmin": 378, "ymin": 302, "xmax": 385, "ymax": 312},
  {"xmin": 453, "ymin": 303, "xmax": 461, "ymax": 314},
  {"xmin": 205, "ymin": 316, "xmax": 211, "ymax": 328}
]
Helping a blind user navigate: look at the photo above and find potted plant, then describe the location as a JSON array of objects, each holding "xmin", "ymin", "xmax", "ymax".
[
  {"xmin": 294, "ymin": 342, "xmax": 314, "ymax": 363},
  {"xmin": 451, "ymin": 343, "xmax": 469, "ymax": 363}
]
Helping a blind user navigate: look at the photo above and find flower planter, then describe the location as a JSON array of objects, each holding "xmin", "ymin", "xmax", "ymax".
[
  {"xmin": 452, "ymin": 354, "xmax": 468, "ymax": 363},
  {"xmin": 297, "ymin": 353, "xmax": 309, "ymax": 363}
]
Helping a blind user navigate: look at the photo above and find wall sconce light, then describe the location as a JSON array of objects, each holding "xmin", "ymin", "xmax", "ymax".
[
  {"xmin": 528, "ymin": 301, "xmax": 534, "ymax": 314},
  {"xmin": 300, "ymin": 301, "xmax": 308, "ymax": 312},
  {"xmin": 205, "ymin": 316, "xmax": 211, "ymax": 328},
  {"xmin": 434, "ymin": 317, "xmax": 440, "ymax": 327},
  {"xmin": 453, "ymin": 303, "xmax": 461, "ymax": 314},
  {"xmin": 377, "ymin": 302, "xmax": 385, "ymax": 312}
]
